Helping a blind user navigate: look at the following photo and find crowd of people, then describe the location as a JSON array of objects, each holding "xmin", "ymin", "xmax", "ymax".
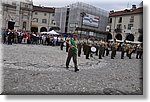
[
  {"xmin": 62, "ymin": 37, "xmax": 143, "ymax": 59},
  {"xmin": 1, "ymin": 29, "xmax": 62, "ymax": 46},
  {"xmin": 61, "ymin": 36, "xmax": 143, "ymax": 72},
  {"xmin": 1, "ymin": 29, "xmax": 143, "ymax": 72}
]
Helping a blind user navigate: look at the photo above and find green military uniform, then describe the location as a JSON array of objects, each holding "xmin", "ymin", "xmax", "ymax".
[
  {"xmin": 128, "ymin": 45, "xmax": 134, "ymax": 59},
  {"xmin": 66, "ymin": 38, "xmax": 79, "ymax": 72},
  {"xmin": 111, "ymin": 43, "xmax": 117, "ymax": 59},
  {"xmin": 136, "ymin": 44, "xmax": 143, "ymax": 59},
  {"xmin": 121, "ymin": 43, "xmax": 126, "ymax": 59}
]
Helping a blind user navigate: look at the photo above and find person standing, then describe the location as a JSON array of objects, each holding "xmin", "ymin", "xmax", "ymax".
[
  {"xmin": 66, "ymin": 36, "xmax": 79, "ymax": 72},
  {"xmin": 60, "ymin": 38, "xmax": 64, "ymax": 50},
  {"xmin": 83, "ymin": 42, "xmax": 87, "ymax": 55},
  {"xmin": 27, "ymin": 33, "xmax": 31, "ymax": 44},
  {"xmin": 128, "ymin": 44, "xmax": 134, "ymax": 59},
  {"xmin": 101, "ymin": 43, "xmax": 105, "ymax": 57},
  {"xmin": 111, "ymin": 40, "xmax": 118, "ymax": 59},
  {"xmin": 66, "ymin": 38, "xmax": 70, "ymax": 52},
  {"xmin": 121, "ymin": 43, "xmax": 126, "ymax": 59},
  {"xmin": 7, "ymin": 30, "xmax": 13, "ymax": 45},
  {"xmin": 85, "ymin": 42, "xmax": 91, "ymax": 59},
  {"xmin": 106, "ymin": 42, "xmax": 110, "ymax": 56},
  {"xmin": 139, "ymin": 44, "xmax": 143, "ymax": 59},
  {"xmin": 77, "ymin": 39, "xmax": 82, "ymax": 57},
  {"xmin": 95, "ymin": 43, "xmax": 99, "ymax": 56},
  {"xmin": 98, "ymin": 42, "xmax": 103, "ymax": 59}
]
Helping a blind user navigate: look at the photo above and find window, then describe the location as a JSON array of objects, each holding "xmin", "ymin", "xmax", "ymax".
[
  {"xmin": 44, "ymin": 13, "xmax": 47, "ymax": 16},
  {"xmin": 130, "ymin": 16, "xmax": 134, "ymax": 23},
  {"xmin": 25, "ymin": 4, "xmax": 28, "ymax": 8},
  {"xmin": 23, "ymin": 22, "xmax": 26, "ymax": 30},
  {"xmin": 109, "ymin": 18, "xmax": 112, "ymax": 23},
  {"xmin": 117, "ymin": 24, "xmax": 122, "ymax": 29},
  {"xmin": 51, "ymin": 20, "xmax": 54, "ymax": 24},
  {"xmin": 52, "ymin": 13, "xmax": 55, "ymax": 16},
  {"xmin": 128, "ymin": 24, "xmax": 133, "ymax": 30},
  {"xmin": 124, "ymin": 25, "xmax": 126, "ymax": 29},
  {"xmin": 35, "ymin": 12, "xmax": 38, "ymax": 15},
  {"xmin": 118, "ymin": 17, "xmax": 122, "ymax": 23},
  {"xmin": 42, "ymin": 19, "xmax": 47, "ymax": 23}
]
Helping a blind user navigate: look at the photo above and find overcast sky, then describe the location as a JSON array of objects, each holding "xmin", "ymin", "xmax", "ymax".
[{"xmin": 33, "ymin": 0, "xmax": 142, "ymax": 11}]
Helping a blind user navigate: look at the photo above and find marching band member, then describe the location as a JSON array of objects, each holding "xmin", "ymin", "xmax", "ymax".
[{"xmin": 66, "ymin": 36, "xmax": 79, "ymax": 72}]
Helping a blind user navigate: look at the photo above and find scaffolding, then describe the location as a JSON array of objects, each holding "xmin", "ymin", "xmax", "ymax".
[{"xmin": 55, "ymin": 2, "xmax": 109, "ymax": 35}]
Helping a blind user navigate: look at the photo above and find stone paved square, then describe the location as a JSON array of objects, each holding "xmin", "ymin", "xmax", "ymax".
[{"xmin": 1, "ymin": 44, "xmax": 143, "ymax": 95}]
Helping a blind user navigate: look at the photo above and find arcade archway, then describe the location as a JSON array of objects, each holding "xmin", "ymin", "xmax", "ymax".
[
  {"xmin": 31, "ymin": 27, "xmax": 38, "ymax": 32},
  {"xmin": 125, "ymin": 33, "xmax": 134, "ymax": 41},
  {"xmin": 115, "ymin": 33, "xmax": 122, "ymax": 40},
  {"xmin": 40, "ymin": 27, "xmax": 47, "ymax": 32},
  {"xmin": 107, "ymin": 33, "xmax": 112, "ymax": 41}
]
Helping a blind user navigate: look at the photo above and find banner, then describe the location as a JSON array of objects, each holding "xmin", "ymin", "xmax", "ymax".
[{"xmin": 83, "ymin": 13, "xmax": 99, "ymax": 28}]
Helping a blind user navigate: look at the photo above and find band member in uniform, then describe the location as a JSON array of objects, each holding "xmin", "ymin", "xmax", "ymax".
[
  {"xmin": 77, "ymin": 39, "xmax": 82, "ymax": 57},
  {"xmin": 86, "ymin": 42, "xmax": 92, "ymax": 59},
  {"xmin": 136, "ymin": 44, "xmax": 143, "ymax": 59},
  {"xmin": 121, "ymin": 43, "xmax": 126, "ymax": 59},
  {"xmin": 66, "ymin": 38, "xmax": 70, "ymax": 52},
  {"xmin": 101, "ymin": 42, "xmax": 105, "ymax": 57},
  {"xmin": 66, "ymin": 36, "xmax": 79, "ymax": 72},
  {"xmin": 105, "ymin": 42, "xmax": 111, "ymax": 56},
  {"xmin": 139, "ymin": 44, "xmax": 143, "ymax": 59},
  {"xmin": 111, "ymin": 40, "xmax": 117, "ymax": 59},
  {"xmin": 128, "ymin": 44, "xmax": 134, "ymax": 59},
  {"xmin": 83, "ymin": 42, "xmax": 87, "ymax": 55},
  {"xmin": 98, "ymin": 42, "xmax": 103, "ymax": 59},
  {"xmin": 95, "ymin": 43, "xmax": 99, "ymax": 56}
]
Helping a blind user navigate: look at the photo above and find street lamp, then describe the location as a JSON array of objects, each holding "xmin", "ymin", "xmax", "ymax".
[{"xmin": 80, "ymin": 12, "xmax": 86, "ymax": 38}]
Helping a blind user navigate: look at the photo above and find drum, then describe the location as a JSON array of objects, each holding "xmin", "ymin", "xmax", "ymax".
[{"xmin": 91, "ymin": 46, "xmax": 96, "ymax": 53}]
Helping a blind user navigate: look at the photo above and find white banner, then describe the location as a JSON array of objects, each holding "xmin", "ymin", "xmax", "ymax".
[{"xmin": 83, "ymin": 13, "xmax": 99, "ymax": 28}]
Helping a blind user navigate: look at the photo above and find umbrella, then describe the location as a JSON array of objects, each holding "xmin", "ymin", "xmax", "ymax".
[
  {"xmin": 41, "ymin": 32, "xmax": 47, "ymax": 34},
  {"xmin": 47, "ymin": 30, "xmax": 59, "ymax": 35}
]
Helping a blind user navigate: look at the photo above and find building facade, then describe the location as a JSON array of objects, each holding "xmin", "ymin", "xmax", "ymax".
[
  {"xmin": 1, "ymin": 0, "xmax": 33, "ymax": 31},
  {"xmin": 31, "ymin": 6, "xmax": 56, "ymax": 32},
  {"xmin": 55, "ymin": 2, "xmax": 109, "ymax": 39},
  {"xmin": 0, "ymin": 0, "xmax": 2, "ymax": 32},
  {"xmin": 107, "ymin": 5, "xmax": 143, "ymax": 42}
]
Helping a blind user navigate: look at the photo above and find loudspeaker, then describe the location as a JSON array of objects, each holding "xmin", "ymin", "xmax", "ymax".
[{"xmin": 8, "ymin": 21, "xmax": 15, "ymax": 30}]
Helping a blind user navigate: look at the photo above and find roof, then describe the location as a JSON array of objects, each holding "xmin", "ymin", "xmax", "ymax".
[
  {"xmin": 33, "ymin": 6, "xmax": 55, "ymax": 13},
  {"xmin": 109, "ymin": 7, "xmax": 143, "ymax": 17}
]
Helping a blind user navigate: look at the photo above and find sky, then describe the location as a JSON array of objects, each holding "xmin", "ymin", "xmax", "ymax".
[{"xmin": 33, "ymin": 0, "xmax": 143, "ymax": 11}]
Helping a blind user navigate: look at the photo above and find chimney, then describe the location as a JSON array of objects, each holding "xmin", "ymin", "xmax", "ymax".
[{"xmin": 132, "ymin": 5, "xmax": 136, "ymax": 9}]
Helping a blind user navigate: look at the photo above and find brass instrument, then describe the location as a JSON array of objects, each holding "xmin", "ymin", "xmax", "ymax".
[
  {"xmin": 114, "ymin": 43, "xmax": 119, "ymax": 49},
  {"xmin": 128, "ymin": 47, "xmax": 134, "ymax": 54}
]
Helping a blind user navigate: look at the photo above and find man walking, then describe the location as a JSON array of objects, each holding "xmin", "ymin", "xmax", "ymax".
[{"xmin": 66, "ymin": 36, "xmax": 79, "ymax": 72}]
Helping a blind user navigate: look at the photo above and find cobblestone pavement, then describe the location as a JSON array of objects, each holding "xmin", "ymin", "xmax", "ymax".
[{"xmin": 1, "ymin": 44, "xmax": 143, "ymax": 95}]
